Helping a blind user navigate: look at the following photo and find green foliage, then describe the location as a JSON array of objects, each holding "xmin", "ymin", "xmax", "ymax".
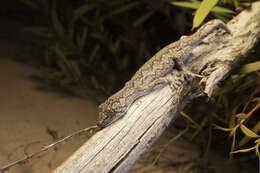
[
  {"xmin": 193, "ymin": 0, "xmax": 219, "ymax": 28},
  {"xmin": 170, "ymin": 0, "xmax": 236, "ymax": 28},
  {"xmin": 19, "ymin": 0, "xmax": 241, "ymax": 92},
  {"xmin": 106, "ymin": 1, "xmax": 140, "ymax": 17},
  {"xmin": 215, "ymin": 98, "xmax": 260, "ymax": 155},
  {"xmin": 211, "ymin": 57, "xmax": 260, "ymax": 171},
  {"xmin": 21, "ymin": 0, "xmax": 174, "ymax": 92},
  {"xmin": 44, "ymin": 44, "xmax": 81, "ymax": 86},
  {"xmin": 239, "ymin": 61, "xmax": 260, "ymax": 74}
]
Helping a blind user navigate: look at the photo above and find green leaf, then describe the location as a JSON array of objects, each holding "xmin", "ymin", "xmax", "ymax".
[
  {"xmin": 74, "ymin": 4, "xmax": 96, "ymax": 20},
  {"xmin": 170, "ymin": 1, "xmax": 201, "ymax": 9},
  {"xmin": 134, "ymin": 11, "xmax": 155, "ymax": 27},
  {"xmin": 255, "ymin": 143, "xmax": 259, "ymax": 157},
  {"xmin": 239, "ymin": 61, "xmax": 260, "ymax": 74},
  {"xmin": 229, "ymin": 114, "xmax": 237, "ymax": 128},
  {"xmin": 239, "ymin": 122, "xmax": 260, "ymax": 147},
  {"xmin": 240, "ymin": 124, "xmax": 259, "ymax": 138},
  {"xmin": 212, "ymin": 6, "xmax": 234, "ymax": 14},
  {"xmin": 255, "ymin": 138, "xmax": 260, "ymax": 143},
  {"xmin": 23, "ymin": 27, "xmax": 53, "ymax": 38},
  {"xmin": 214, "ymin": 124, "xmax": 233, "ymax": 131},
  {"xmin": 193, "ymin": 0, "xmax": 219, "ymax": 28},
  {"xmin": 233, "ymin": 0, "xmax": 240, "ymax": 9},
  {"xmin": 170, "ymin": 1, "xmax": 233, "ymax": 29},
  {"xmin": 111, "ymin": 39, "xmax": 121, "ymax": 54},
  {"xmin": 77, "ymin": 28, "xmax": 88, "ymax": 52},
  {"xmin": 230, "ymin": 126, "xmax": 238, "ymax": 136},
  {"xmin": 55, "ymin": 44, "xmax": 72, "ymax": 71},
  {"xmin": 51, "ymin": 0, "xmax": 66, "ymax": 39},
  {"xmin": 91, "ymin": 75, "xmax": 100, "ymax": 89},
  {"xmin": 231, "ymin": 146, "xmax": 256, "ymax": 154},
  {"xmin": 70, "ymin": 61, "xmax": 81, "ymax": 81},
  {"xmin": 57, "ymin": 59, "xmax": 69, "ymax": 75},
  {"xmin": 69, "ymin": 4, "xmax": 95, "ymax": 39},
  {"xmin": 236, "ymin": 113, "xmax": 248, "ymax": 120},
  {"xmin": 107, "ymin": 1, "xmax": 140, "ymax": 17},
  {"xmin": 230, "ymin": 129, "xmax": 236, "ymax": 159},
  {"xmin": 180, "ymin": 112, "xmax": 201, "ymax": 128},
  {"xmin": 170, "ymin": 1, "xmax": 234, "ymax": 14},
  {"xmin": 89, "ymin": 45, "xmax": 100, "ymax": 62}
]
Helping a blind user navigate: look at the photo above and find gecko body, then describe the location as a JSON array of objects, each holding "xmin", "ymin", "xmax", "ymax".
[{"xmin": 98, "ymin": 19, "xmax": 230, "ymax": 128}]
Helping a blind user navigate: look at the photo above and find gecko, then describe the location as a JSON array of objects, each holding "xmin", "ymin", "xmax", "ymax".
[{"xmin": 97, "ymin": 19, "xmax": 230, "ymax": 128}]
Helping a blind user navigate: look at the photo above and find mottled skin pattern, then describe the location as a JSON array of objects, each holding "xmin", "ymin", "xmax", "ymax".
[{"xmin": 98, "ymin": 19, "xmax": 230, "ymax": 128}]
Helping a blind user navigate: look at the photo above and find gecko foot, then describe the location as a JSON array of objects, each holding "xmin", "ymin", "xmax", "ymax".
[
  {"xmin": 183, "ymin": 68, "xmax": 203, "ymax": 79},
  {"xmin": 174, "ymin": 58, "xmax": 203, "ymax": 79}
]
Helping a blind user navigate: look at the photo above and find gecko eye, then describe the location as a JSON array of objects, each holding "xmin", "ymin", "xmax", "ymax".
[
  {"xmin": 106, "ymin": 109, "xmax": 116, "ymax": 116},
  {"xmin": 111, "ymin": 109, "xmax": 116, "ymax": 114}
]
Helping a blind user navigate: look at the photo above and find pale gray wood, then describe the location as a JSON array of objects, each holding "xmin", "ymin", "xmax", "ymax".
[{"xmin": 53, "ymin": 2, "xmax": 260, "ymax": 173}]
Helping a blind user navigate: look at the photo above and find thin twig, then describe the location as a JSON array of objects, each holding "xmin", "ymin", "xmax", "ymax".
[{"xmin": 0, "ymin": 125, "xmax": 98, "ymax": 173}]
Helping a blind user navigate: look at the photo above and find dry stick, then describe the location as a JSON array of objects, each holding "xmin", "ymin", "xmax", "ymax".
[{"xmin": 0, "ymin": 125, "xmax": 98, "ymax": 173}]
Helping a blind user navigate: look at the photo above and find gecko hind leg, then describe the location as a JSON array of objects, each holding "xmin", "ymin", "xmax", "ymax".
[
  {"xmin": 174, "ymin": 58, "xmax": 203, "ymax": 79},
  {"xmin": 174, "ymin": 58, "xmax": 209, "ymax": 96}
]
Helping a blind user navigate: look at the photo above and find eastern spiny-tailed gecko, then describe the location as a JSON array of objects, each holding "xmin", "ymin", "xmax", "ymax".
[{"xmin": 98, "ymin": 19, "xmax": 230, "ymax": 128}]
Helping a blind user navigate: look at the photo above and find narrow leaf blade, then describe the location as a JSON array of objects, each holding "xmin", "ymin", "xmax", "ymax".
[
  {"xmin": 193, "ymin": 0, "xmax": 219, "ymax": 28},
  {"xmin": 240, "ymin": 124, "xmax": 259, "ymax": 138}
]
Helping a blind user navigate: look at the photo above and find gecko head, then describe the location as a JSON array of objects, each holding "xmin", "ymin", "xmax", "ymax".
[
  {"xmin": 97, "ymin": 95, "xmax": 128, "ymax": 129},
  {"xmin": 97, "ymin": 109, "xmax": 116, "ymax": 129},
  {"xmin": 97, "ymin": 102, "xmax": 125, "ymax": 129}
]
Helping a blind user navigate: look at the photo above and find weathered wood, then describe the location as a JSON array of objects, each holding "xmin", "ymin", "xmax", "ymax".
[{"xmin": 53, "ymin": 2, "xmax": 260, "ymax": 173}]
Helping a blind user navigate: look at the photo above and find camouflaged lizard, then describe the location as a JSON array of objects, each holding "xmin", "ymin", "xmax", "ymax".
[{"xmin": 98, "ymin": 19, "xmax": 230, "ymax": 128}]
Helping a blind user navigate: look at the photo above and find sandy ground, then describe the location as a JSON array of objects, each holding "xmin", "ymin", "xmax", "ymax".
[{"xmin": 0, "ymin": 58, "xmax": 98, "ymax": 173}]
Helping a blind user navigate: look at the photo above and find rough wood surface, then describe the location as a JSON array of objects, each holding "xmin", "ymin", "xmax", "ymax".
[{"xmin": 53, "ymin": 2, "xmax": 260, "ymax": 173}]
